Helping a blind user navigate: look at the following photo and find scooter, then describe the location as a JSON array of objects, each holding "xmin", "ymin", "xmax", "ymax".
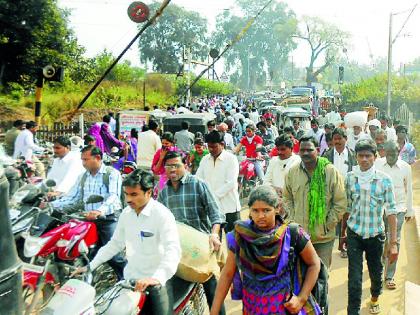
[
  {"xmin": 22, "ymin": 195, "xmax": 118, "ymax": 313},
  {"xmin": 41, "ymin": 270, "xmax": 207, "ymax": 315}
]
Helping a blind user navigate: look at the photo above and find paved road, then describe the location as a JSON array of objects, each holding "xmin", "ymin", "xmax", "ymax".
[{"xmin": 225, "ymin": 161, "xmax": 420, "ymax": 314}]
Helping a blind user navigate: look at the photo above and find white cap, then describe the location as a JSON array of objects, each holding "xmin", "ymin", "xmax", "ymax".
[{"xmin": 368, "ymin": 119, "xmax": 381, "ymax": 128}]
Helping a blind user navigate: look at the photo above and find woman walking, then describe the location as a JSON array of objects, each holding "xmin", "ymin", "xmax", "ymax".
[{"xmin": 210, "ymin": 185, "xmax": 321, "ymax": 315}]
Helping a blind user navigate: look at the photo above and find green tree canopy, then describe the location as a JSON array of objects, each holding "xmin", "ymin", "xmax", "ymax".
[
  {"xmin": 138, "ymin": 2, "xmax": 209, "ymax": 74},
  {"xmin": 0, "ymin": 0, "xmax": 88, "ymax": 86},
  {"xmin": 341, "ymin": 73, "xmax": 420, "ymax": 114},
  {"xmin": 213, "ymin": 0, "xmax": 297, "ymax": 90}
]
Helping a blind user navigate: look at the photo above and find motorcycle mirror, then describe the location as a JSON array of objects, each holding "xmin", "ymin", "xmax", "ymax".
[
  {"xmin": 45, "ymin": 179, "xmax": 56, "ymax": 187},
  {"xmin": 85, "ymin": 195, "xmax": 104, "ymax": 204}
]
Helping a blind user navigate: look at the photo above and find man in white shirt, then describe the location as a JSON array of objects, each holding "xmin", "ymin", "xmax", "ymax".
[
  {"xmin": 196, "ymin": 131, "xmax": 241, "ymax": 233},
  {"xmin": 323, "ymin": 128, "xmax": 357, "ymax": 178},
  {"xmin": 109, "ymin": 112, "xmax": 117, "ymax": 135},
  {"xmin": 137, "ymin": 120, "xmax": 162, "ymax": 171},
  {"xmin": 326, "ymin": 107, "xmax": 341, "ymax": 125},
  {"xmin": 217, "ymin": 123, "xmax": 234, "ymax": 150},
  {"xmin": 376, "ymin": 140, "xmax": 413, "ymax": 290},
  {"xmin": 306, "ymin": 119, "xmax": 325, "ymax": 145},
  {"xmin": 13, "ymin": 120, "xmax": 45, "ymax": 177},
  {"xmin": 47, "ymin": 136, "xmax": 85, "ymax": 196},
  {"xmin": 264, "ymin": 134, "xmax": 300, "ymax": 196},
  {"xmin": 347, "ymin": 125, "xmax": 369, "ymax": 151},
  {"xmin": 233, "ymin": 108, "xmax": 245, "ymax": 125},
  {"xmin": 249, "ymin": 107, "xmax": 260, "ymax": 124},
  {"xmin": 75, "ymin": 169, "xmax": 181, "ymax": 314},
  {"xmin": 380, "ymin": 116, "xmax": 397, "ymax": 142}
]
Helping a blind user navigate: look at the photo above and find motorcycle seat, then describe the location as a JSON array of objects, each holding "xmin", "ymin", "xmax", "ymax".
[{"xmin": 170, "ymin": 276, "xmax": 196, "ymax": 309}]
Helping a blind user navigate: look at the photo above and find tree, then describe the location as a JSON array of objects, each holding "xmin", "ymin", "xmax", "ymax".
[
  {"xmin": 0, "ymin": 0, "xmax": 88, "ymax": 86},
  {"xmin": 341, "ymin": 73, "xmax": 420, "ymax": 114},
  {"xmin": 294, "ymin": 16, "xmax": 350, "ymax": 85},
  {"xmin": 138, "ymin": 2, "xmax": 209, "ymax": 74},
  {"xmin": 93, "ymin": 50, "xmax": 145, "ymax": 83},
  {"xmin": 213, "ymin": 0, "xmax": 297, "ymax": 89}
]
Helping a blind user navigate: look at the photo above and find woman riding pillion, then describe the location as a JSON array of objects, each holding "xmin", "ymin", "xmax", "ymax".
[{"xmin": 210, "ymin": 185, "xmax": 321, "ymax": 315}]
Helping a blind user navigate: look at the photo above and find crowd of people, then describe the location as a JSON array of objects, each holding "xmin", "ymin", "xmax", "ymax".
[{"xmin": 1, "ymin": 95, "xmax": 417, "ymax": 315}]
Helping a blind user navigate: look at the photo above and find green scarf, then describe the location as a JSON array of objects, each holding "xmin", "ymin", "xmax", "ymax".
[{"xmin": 308, "ymin": 157, "xmax": 330, "ymax": 235}]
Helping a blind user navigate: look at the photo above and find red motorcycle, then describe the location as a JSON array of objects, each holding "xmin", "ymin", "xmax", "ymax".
[{"xmin": 22, "ymin": 195, "xmax": 118, "ymax": 313}]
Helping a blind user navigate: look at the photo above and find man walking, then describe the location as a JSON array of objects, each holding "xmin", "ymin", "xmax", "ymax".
[
  {"xmin": 376, "ymin": 140, "xmax": 413, "ymax": 290},
  {"xmin": 4, "ymin": 120, "xmax": 25, "ymax": 156},
  {"xmin": 342, "ymin": 139, "xmax": 399, "ymax": 315},
  {"xmin": 158, "ymin": 151, "xmax": 226, "ymax": 314},
  {"xmin": 136, "ymin": 120, "xmax": 162, "ymax": 171},
  {"xmin": 283, "ymin": 136, "xmax": 346, "ymax": 269},
  {"xmin": 323, "ymin": 128, "xmax": 357, "ymax": 258},
  {"xmin": 196, "ymin": 131, "xmax": 241, "ymax": 233},
  {"xmin": 174, "ymin": 121, "xmax": 194, "ymax": 153}
]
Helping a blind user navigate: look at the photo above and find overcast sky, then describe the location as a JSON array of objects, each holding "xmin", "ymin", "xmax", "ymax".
[{"xmin": 58, "ymin": 0, "xmax": 420, "ymax": 71}]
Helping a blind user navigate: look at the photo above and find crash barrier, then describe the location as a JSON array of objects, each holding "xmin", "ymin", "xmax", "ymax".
[
  {"xmin": 176, "ymin": 222, "xmax": 221, "ymax": 283},
  {"xmin": 36, "ymin": 122, "xmax": 80, "ymax": 142}
]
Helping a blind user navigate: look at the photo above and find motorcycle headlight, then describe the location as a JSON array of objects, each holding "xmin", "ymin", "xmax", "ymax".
[{"xmin": 23, "ymin": 233, "xmax": 51, "ymax": 258}]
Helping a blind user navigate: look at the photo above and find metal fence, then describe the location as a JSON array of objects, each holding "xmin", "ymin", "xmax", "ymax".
[{"xmin": 36, "ymin": 122, "xmax": 80, "ymax": 142}]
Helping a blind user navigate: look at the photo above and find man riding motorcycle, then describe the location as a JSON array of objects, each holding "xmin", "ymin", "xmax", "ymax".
[
  {"xmin": 49, "ymin": 145, "xmax": 126, "ymax": 279},
  {"xmin": 73, "ymin": 169, "xmax": 181, "ymax": 315}
]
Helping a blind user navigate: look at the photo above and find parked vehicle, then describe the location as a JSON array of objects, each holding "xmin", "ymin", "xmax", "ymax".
[
  {"xmin": 163, "ymin": 113, "xmax": 216, "ymax": 136},
  {"xmin": 21, "ymin": 195, "xmax": 118, "ymax": 313}
]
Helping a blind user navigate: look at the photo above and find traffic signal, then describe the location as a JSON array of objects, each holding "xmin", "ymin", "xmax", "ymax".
[{"xmin": 338, "ymin": 66, "xmax": 344, "ymax": 84}]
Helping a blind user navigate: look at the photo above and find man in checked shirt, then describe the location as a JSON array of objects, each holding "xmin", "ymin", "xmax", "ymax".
[
  {"xmin": 342, "ymin": 139, "xmax": 398, "ymax": 315},
  {"xmin": 51, "ymin": 145, "xmax": 126, "ymax": 279},
  {"xmin": 158, "ymin": 151, "xmax": 226, "ymax": 315}
]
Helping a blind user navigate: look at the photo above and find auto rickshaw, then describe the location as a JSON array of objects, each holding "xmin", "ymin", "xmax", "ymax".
[{"xmin": 280, "ymin": 108, "xmax": 312, "ymax": 131}]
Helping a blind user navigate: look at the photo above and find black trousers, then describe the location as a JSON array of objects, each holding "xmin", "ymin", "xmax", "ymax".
[
  {"xmin": 347, "ymin": 228, "xmax": 385, "ymax": 315},
  {"xmin": 224, "ymin": 211, "xmax": 241, "ymax": 234},
  {"xmin": 203, "ymin": 275, "xmax": 226, "ymax": 315},
  {"xmin": 142, "ymin": 283, "xmax": 173, "ymax": 315}
]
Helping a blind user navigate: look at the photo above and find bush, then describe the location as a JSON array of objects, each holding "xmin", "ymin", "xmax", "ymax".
[{"xmin": 7, "ymin": 82, "xmax": 25, "ymax": 101}]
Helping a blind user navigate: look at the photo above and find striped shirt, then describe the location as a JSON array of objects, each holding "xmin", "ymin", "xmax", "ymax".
[
  {"xmin": 52, "ymin": 163, "xmax": 122, "ymax": 216},
  {"xmin": 345, "ymin": 168, "xmax": 397, "ymax": 239},
  {"xmin": 157, "ymin": 173, "xmax": 225, "ymax": 234}
]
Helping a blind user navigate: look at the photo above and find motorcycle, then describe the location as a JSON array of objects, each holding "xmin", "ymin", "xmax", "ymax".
[
  {"xmin": 237, "ymin": 146, "xmax": 271, "ymax": 199},
  {"xmin": 41, "ymin": 272, "xmax": 207, "ymax": 315},
  {"xmin": 21, "ymin": 195, "xmax": 118, "ymax": 313}
]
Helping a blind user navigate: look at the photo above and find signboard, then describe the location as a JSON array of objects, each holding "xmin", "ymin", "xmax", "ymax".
[{"xmin": 119, "ymin": 112, "xmax": 149, "ymax": 137}]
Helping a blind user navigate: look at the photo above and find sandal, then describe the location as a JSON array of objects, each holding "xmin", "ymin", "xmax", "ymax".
[
  {"xmin": 340, "ymin": 250, "xmax": 348, "ymax": 258},
  {"xmin": 386, "ymin": 279, "xmax": 397, "ymax": 290},
  {"xmin": 369, "ymin": 301, "xmax": 381, "ymax": 314}
]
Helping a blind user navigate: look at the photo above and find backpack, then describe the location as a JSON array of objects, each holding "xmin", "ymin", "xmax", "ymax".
[
  {"xmin": 287, "ymin": 222, "xmax": 329, "ymax": 315},
  {"xmin": 80, "ymin": 166, "xmax": 126, "ymax": 210}
]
